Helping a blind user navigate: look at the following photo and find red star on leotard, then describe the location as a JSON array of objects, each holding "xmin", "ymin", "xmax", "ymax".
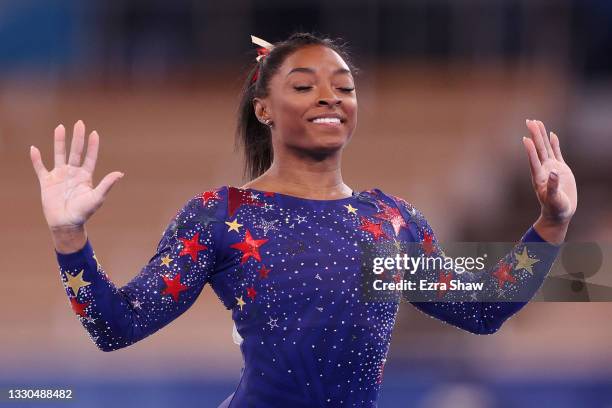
[
  {"xmin": 263, "ymin": 191, "xmax": 275, "ymax": 197},
  {"xmin": 373, "ymin": 202, "xmax": 408, "ymax": 236},
  {"xmin": 421, "ymin": 230, "xmax": 436, "ymax": 255},
  {"xmin": 161, "ymin": 273, "xmax": 189, "ymax": 302},
  {"xmin": 70, "ymin": 297, "xmax": 89, "ymax": 317},
  {"xmin": 358, "ymin": 216, "xmax": 388, "ymax": 241},
  {"xmin": 230, "ymin": 229, "xmax": 268, "ymax": 264},
  {"xmin": 227, "ymin": 186, "xmax": 264, "ymax": 217},
  {"xmin": 492, "ymin": 261, "xmax": 516, "ymax": 289},
  {"xmin": 437, "ymin": 270, "xmax": 454, "ymax": 299},
  {"xmin": 200, "ymin": 189, "xmax": 220, "ymax": 206},
  {"xmin": 246, "ymin": 286, "xmax": 257, "ymax": 300},
  {"xmin": 393, "ymin": 272, "xmax": 403, "ymax": 284},
  {"xmin": 258, "ymin": 264, "xmax": 271, "ymax": 279},
  {"xmin": 179, "ymin": 232, "xmax": 208, "ymax": 262}
]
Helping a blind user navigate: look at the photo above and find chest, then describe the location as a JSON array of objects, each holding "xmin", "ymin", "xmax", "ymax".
[{"xmin": 212, "ymin": 200, "xmax": 408, "ymax": 318}]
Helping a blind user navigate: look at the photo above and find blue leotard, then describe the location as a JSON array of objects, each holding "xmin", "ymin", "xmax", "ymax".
[{"xmin": 55, "ymin": 185, "xmax": 560, "ymax": 407}]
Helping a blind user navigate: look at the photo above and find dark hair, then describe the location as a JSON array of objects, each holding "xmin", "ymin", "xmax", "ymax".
[{"xmin": 234, "ymin": 32, "xmax": 360, "ymax": 181}]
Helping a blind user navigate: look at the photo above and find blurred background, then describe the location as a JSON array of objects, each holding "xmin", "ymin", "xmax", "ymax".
[{"xmin": 2, "ymin": 0, "xmax": 611, "ymax": 407}]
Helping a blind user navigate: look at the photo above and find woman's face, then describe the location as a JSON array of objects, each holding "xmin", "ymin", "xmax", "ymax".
[{"xmin": 255, "ymin": 44, "xmax": 357, "ymax": 157}]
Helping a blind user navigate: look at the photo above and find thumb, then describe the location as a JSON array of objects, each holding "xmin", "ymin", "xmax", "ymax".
[{"xmin": 94, "ymin": 171, "xmax": 124, "ymax": 199}]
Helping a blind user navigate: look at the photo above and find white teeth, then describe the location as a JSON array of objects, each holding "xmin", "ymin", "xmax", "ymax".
[{"xmin": 312, "ymin": 117, "xmax": 341, "ymax": 124}]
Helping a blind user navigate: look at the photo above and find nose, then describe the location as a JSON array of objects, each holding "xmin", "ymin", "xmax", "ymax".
[
  {"xmin": 317, "ymin": 87, "xmax": 342, "ymax": 107},
  {"xmin": 317, "ymin": 96, "xmax": 342, "ymax": 106},
  {"xmin": 317, "ymin": 97, "xmax": 341, "ymax": 107}
]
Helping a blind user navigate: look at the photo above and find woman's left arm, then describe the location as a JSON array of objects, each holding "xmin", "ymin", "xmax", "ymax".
[{"xmin": 398, "ymin": 119, "xmax": 577, "ymax": 334}]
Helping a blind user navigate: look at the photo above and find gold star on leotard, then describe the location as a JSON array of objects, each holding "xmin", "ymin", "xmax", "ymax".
[
  {"xmin": 225, "ymin": 218, "xmax": 243, "ymax": 233},
  {"xmin": 160, "ymin": 254, "xmax": 173, "ymax": 267},
  {"xmin": 344, "ymin": 204, "xmax": 358, "ymax": 215},
  {"xmin": 514, "ymin": 246, "xmax": 539, "ymax": 274},
  {"xmin": 65, "ymin": 269, "xmax": 91, "ymax": 297},
  {"xmin": 235, "ymin": 296, "xmax": 246, "ymax": 311}
]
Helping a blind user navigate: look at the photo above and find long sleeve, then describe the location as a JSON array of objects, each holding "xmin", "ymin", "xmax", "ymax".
[
  {"xmin": 55, "ymin": 191, "xmax": 224, "ymax": 351},
  {"xmin": 391, "ymin": 196, "xmax": 561, "ymax": 335}
]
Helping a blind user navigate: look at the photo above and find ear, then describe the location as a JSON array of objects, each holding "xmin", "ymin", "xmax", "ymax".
[{"xmin": 253, "ymin": 97, "xmax": 269, "ymax": 122}]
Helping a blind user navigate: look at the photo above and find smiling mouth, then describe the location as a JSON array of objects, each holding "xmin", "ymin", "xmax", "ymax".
[{"xmin": 308, "ymin": 118, "xmax": 344, "ymax": 126}]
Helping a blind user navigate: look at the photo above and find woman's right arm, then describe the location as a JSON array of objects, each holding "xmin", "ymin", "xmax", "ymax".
[
  {"xmin": 53, "ymin": 193, "xmax": 222, "ymax": 351},
  {"xmin": 30, "ymin": 121, "xmax": 224, "ymax": 351}
]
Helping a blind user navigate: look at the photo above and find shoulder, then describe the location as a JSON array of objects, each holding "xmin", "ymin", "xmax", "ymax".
[
  {"xmin": 188, "ymin": 185, "xmax": 229, "ymax": 204},
  {"xmin": 364, "ymin": 188, "xmax": 430, "ymax": 227},
  {"xmin": 362, "ymin": 188, "xmax": 418, "ymax": 214},
  {"xmin": 177, "ymin": 185, "xmax": 229, "ymax": 219}
]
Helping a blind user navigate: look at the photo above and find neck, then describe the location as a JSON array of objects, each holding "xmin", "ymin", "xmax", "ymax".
[{"xmin": 243, "ymin": 147, "xmax": 352, "ymax": 199}]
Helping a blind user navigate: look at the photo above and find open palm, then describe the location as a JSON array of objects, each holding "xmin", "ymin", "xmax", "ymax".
[
  {"xmin": 30, "ymin": 120, "xmax": 124, "ymax": 230},
  {"xmin": 523, "ymin": 119, "xmax": 577, "ymax": 224}
]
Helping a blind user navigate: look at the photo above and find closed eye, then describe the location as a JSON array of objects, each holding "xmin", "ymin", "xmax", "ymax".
[{"xmin": 293, "ymin": 86, "xmax": 355, "ymax": 93}]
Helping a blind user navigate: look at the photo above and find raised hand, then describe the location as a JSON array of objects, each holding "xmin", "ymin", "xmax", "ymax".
[
  {"xmin": 30, "ymin": 120, "xmax": 124, "ymax": 231},
  {"xmin": 523, "ymin": 119, "xmax": 577, "ymax": 225}
]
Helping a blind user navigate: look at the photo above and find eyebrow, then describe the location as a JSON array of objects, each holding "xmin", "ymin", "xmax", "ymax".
[{"xmin": 286, "ymin": 67, "xmax": 352, "ymax": 77}]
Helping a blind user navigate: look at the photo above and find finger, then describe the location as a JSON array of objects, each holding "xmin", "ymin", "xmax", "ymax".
[
  {"xmin": 82, "ymin": 131, "xmax": 99, "ymax": 174},
  {"xmin": 30, "ymin": 145, "xmax": 49, "ymax": 180},
  {"xmin": 54, "ymin": 124, "xmax": 66, "ymax": 168},
  {"xmin": 522, "ymin": 136, "xmax": 544, "ymax": 181},
  {"xmin": 68, "ymin": 120, "xmax": 86, "ymax": 167},
  {"xmin": 526, "ymin": 119, "xmax": 548, "ymax": 161},
  {"xmin": 550, "ymin": 131, "xmax": 566, "ymax": 163},
  {"xmin": 536, "ymin": 120, "xmax": 555, "ymax": 159},
  {"xmin": 93, "ymin": 171, "xmax": 124, "ymax": 199}
]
